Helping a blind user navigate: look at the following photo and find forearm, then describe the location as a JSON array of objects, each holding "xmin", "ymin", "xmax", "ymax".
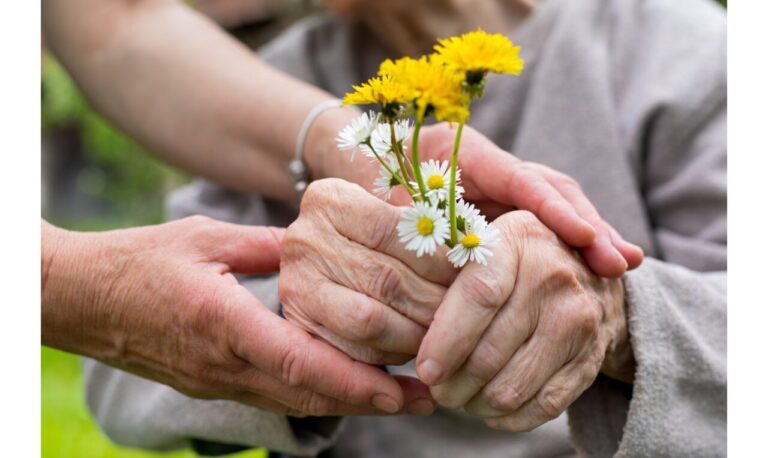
[
  {"xmin": 41, "ymin": 221, "xmax": 122, "ymax": 359},
  {"xmin": 42, "ymin": 0, "xmax": 359, "ymax": 200}
]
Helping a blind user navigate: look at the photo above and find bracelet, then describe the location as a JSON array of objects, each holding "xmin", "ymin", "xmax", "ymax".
[{"xmin": 289, "ymin": 98, "xmax": 343, "ymax": 194}]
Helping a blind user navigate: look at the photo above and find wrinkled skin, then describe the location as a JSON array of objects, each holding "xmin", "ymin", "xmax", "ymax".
[
  {"xmin": 280, "ymin": 179, "xmax": 455, "ymax": 366},
  {"xmin": 280, "ymin": 180, "xmax": 634, "ymax": 431},
  {"xmin": 394, "ymin": 123, "xmax": 643, "ymax": 278},
  {"xmin": 416, "ymin": 211, "xmax": 633, "ymax": 431},
  {"xmin": 42, "ymin": 217, "xmax": 433, "ymax": 417}
]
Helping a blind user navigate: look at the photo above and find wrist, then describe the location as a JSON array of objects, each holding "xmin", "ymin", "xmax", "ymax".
[
  {"xmin": 41, "ymin": 223, "xmax": 131, "ymax": 359},
  {"xmin": 600, "ymin": 280, "xmax": 636, "ymax": 383},
  {"xmin": 303, "ymin": 105, "xmax": 368, "ymax": 183}
]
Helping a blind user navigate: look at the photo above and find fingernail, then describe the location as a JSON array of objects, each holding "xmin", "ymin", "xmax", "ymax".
[
  {"xmin": 407, "ymin": 398, "xmax": 435, "ymax": 416},
  {"xmin": 371, "ymin": 394, "xmax": 400, "ymax": 413},
  {"xmin": 417, "ymin": 359, "xmax": 443, "ymax": 385},
  {"xmin": 613, "ymin": 246, "xmax": 628, "ymax": 270}
]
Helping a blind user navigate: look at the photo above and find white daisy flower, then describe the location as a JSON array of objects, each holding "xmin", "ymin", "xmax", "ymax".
[
  {"xmin": 336, "ymin": 111, "xmax": 379, "ymax": 159},
  {"xmin": 456, "ymin": 199, "xmax": 482, "ymax": 231},
  {"xmin": 397, "ymin": 202, "xmax": 450, "ymax": 257},
  {"xmin": 414, "ymin": 160, "xmax": 464, "ymax": 202},
  {"xmin": 373, "ymin": 157, "xmax": 401, "ymax": 201},
  {"xmin": 362, "ymin": 119, "xmax": 412, "ymax": 159},
  {"xmin": 447, "ymin": 220, "xmax": 500, "ymax": 267}
]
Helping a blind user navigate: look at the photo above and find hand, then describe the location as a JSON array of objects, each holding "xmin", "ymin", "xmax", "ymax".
[
  {"xmin": 415, "ymin": 211, "xmax": 633, "ymax": 431},
  {"xmin": 41, "ymin": 218, "xmax": 431, "ymax": 417},
  {"xmin": 414, "ymin": 123, "xmax": 644, "ymax": 278},
  {"xmin": 280, "ymin": 179, "xmax": 456, "ymax": 368}
]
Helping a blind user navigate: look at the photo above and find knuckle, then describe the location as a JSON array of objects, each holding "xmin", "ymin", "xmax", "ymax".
[
  {"xmin": 348, "ymin": 298, "xmax": 386, "ymax": 342},
  {"xmin": 302, "ymin": 178, "xmax": 356, "ymax": 216},
  {"xmin": 367, "ymin": 211, "xmax": 398, "ymax": 252},
  {"xmin": 561, "ymin": 302, "xmax": 601, "ymax": 338},
  {"xmin": 536, "ymin": 390, "xmax": 567, "ymax": 419},
  {"xmin": 548, "ymin": 266, "xmax": 584, "ymax": 293},
  {"xmin": 183, "ymin": 214, "xmax": 213, "ymax": 228},
  {"xmin": 431, "ymin": 385, "xmax": 463, "ymax": 409},
  {"xmin": 514, "ymin": 210, "xmax": 549, "ymax": 237},
  {"xmin": 551, "ymin": 169, "xmax": 581, "ymax": 190},
  {"xmin": 462, "ymin": 272, "xmax": 505, "ymax": 310},
  {"xmin": 365, "ymin": 262, "xmax": 402, "ymax": 303},
  {"xmin": 488, "ymin": 384, "xmax": 526, "ymax": 412},
  {"xmin": 301, "ymin": 179, "xmax": 337, "ymax": 214},
  {"xmin": 465, "ymin": 340, "xmax": 506, "ymax": 382},
  {"xmin": 295, "ymin": 391, "xmax": 336, "ymax": 417},
  {"xmin": 281, "ymin": 222, "xmax": 317, "ymax": 261},
  {"xmin": 279, "ymin": 341, "xmax": 310, "ymax": 388}
]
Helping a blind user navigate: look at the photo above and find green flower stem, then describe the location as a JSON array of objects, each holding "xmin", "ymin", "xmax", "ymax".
[
  {"xmin": 448, "ymin": 122, "xmax": 465, "ymax": 245},
  {"xmin": 389, "ymin": 121, "xmax": 419, "ymax": 199},
  {"xmin": 365, "ymin": 140, "xmax": 418, "ymax": 197},
  {"xmin": 410, "ymin": 120, "xmax": 430, "ymax": 202}
]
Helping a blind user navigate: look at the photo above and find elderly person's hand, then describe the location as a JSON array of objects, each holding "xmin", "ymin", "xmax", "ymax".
[
  {"xmin": 279, "ymin": 179, "xmax": 455, "ymax": 367},
  {"xmin": 320, "ymin": 121, "xmax": 643, "ymax": 278},
  {"xmin": 415, "ymin": 211, "xmax": 635, "ymax": 431},
  {"xmin": 414, "ymin": 123, "xmax": 644, "ymax": 278},
  {"xmin": 42, "ymin": 217, "xmax": 430, "ymax": 417}
]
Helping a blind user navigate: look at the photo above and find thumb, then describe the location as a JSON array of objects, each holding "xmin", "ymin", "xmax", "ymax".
[{"xmin": 207, "ymin": 222, "xmax": 284, "ymax": 274}]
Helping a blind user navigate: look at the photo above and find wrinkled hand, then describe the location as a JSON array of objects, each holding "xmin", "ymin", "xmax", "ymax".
[
  {"xmin": 42, "ymin": 217, "xmax": 430, "ymax": 417},
  {"xmin": 280, "ymin": 179, "xmax": 455, "ymax": 367},
  {"xmin": 415, "ymin": 211, "xmax": 633, "ymax": 431},
  {"xmin": 413, "ymin": 123, "xmax": 644, "ymax": 278}
]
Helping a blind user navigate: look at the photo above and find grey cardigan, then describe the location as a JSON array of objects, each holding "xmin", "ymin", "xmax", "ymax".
[{"xmin": 84, "ymin": 0, "xmax": 727, "ymax": 456}]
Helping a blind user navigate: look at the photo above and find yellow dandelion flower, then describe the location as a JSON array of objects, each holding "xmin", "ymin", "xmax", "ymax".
[
  {"xmin": 379, "ymin": 56, "xmax": 469, "ymax": 123},
  {"xmin": 433, "ymin": 28, "xmax": 524, "ymax": 76},
  {"xmin": 342, "ymin": 74, "xmax": 415, "ymax": 111}
]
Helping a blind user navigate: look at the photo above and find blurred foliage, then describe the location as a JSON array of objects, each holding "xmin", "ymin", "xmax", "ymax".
[
  {"xmin": 42, "ymin": 348, "xmax": 266, "ymax": 458},
  {"xmin": 42, "ymin": 54, "xmax": 188, "ymax": 227}
]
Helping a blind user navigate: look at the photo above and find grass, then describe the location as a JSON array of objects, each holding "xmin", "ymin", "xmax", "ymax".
[{"xmin": 42, "ymin": 347, "xmax": 268, "ymax": 458}]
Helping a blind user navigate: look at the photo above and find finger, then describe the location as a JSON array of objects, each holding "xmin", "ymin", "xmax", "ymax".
[
  {"xmin": 234, "ymin": 380, "xmax": 385, "ymax": 417},
  {"xmin": 529, "ymin": 164, "xmax": 644, "ymax": 275},
  {"xmin": 463, "ymin": 332, "xmax": 572, "ymax": 417},
  {"xmin": 310, "ymin": 226, "xmax": 446, "ymax": 327},
  {"xmin": 466, "ymin": 155, "xmax": 597, "ymax": 247},
  {"xmin": 484, "ymin": 352, "xmax": 601, "ymax": 432},
  {"xmin": 416, "ymin": 216, "xmax": 521, "ymax": 386},
  {"xmin": 428, "ymin": 295, "xmax": 535, "ymax": 408},
  {"xmin": 296, "ymin": 279, "xmax": 428, "ymax": 357},
  {"xmin": 229, "ymin": 289, "xmax": 406, "ymax": 413},
  {"xmin": 302, "ymin": 179, "xmax": 456, "ymax": 286},
  {"xmin": 472, "ymin": 199, "xmax": 516, "ymax": 221},
  {"xmin": 394, "ymin": 375, "xmax": 438, "ymax": 416},
  {"xmin": 579, "ymin": 231, "xmax": 628, "ymax": 278},
  {"xmin": 606, "ymin": 224, "xmax": 644, "ymax": 269},
  {"xmin": 235, "ymin": 374, "xmax": 435, "ymax": 417},
  {"xmin": 195, "ymin": 217, "xmax": 285, "ymax": 274}
]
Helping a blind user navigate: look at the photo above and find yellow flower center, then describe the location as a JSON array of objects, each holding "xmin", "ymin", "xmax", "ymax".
[
  {"xmin": 461, "ymin": 233, "xmax": 481, "ymax": 248},
  {"xmin": 426, "ymin": 174, "xmax": 445, "ymax": 190},
  {"xmin": 416, "ymin": 217, "xmax": 434, "ymax": 236}
]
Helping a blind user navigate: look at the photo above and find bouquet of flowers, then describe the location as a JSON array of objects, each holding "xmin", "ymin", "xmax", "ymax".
[{"xmin": 337, "ymin": 29, "xmax": 524, "ymax": 268}]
